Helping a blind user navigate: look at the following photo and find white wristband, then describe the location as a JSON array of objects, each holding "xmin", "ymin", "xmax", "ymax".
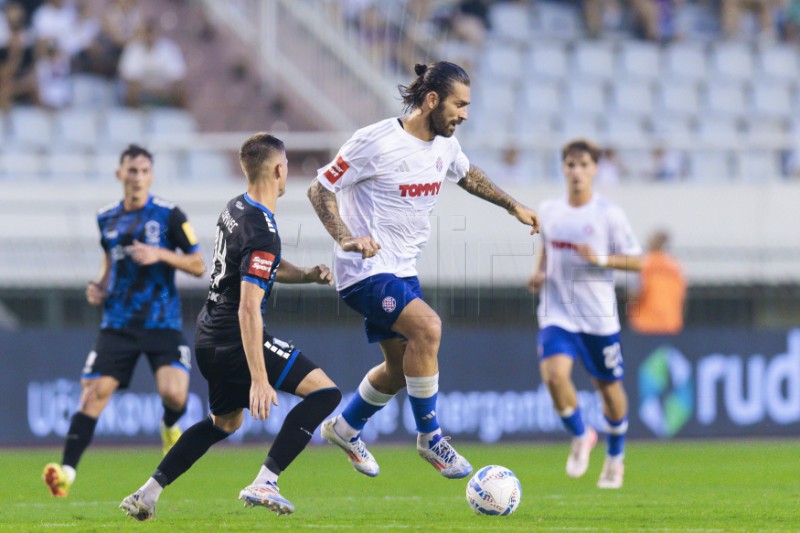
[{"xmin": 596, "ymin": 256, "xmax": 608, "ymax": 268}]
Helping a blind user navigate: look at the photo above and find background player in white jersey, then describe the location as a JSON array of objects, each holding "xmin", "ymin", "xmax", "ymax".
[
  {"xmin": 308, "ymin": 61, "xmax": 539, "ymax": 480},
  {"xmin": 528, "ymin": 139, "xmax": 642, "ymax": 489}
]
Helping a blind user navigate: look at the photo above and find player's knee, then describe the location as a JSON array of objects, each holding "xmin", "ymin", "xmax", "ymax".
[
  {"xmin": 212, "ymin": 412, "xmax": 243, "ymax": 433},
  {"xmin": 159, "ymin": 387, "xmax": 187, "ymax": 410},
  {"xmin": 409, "ymin": 315, "xmax": 442, "ymax": 346},
  {"xmin": 542, "ymin": 371, "xmax": 570, "ymax": 390},
  {"xmin": 306, "ymin": 387, "xmax": 342, "ymax": 417}
]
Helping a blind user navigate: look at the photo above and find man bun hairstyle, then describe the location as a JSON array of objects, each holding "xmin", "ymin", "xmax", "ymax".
[
  {"xmin": 561, "ymin": 138, "xmax": 602, "ymax": 164},
  {"xmin": 398, "ymin": 61, "xmax": 470, "ymax": 112},
  {"xmin": 239, "ymin": 132, "xmax": 285, "ymax": 183},
  {"xmin": 119, "ymin": 144, "xmax": 153, "ymax": 165}
]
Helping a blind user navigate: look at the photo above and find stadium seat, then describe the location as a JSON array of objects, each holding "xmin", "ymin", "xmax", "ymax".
[
  {"xmin": 186, "ymin": 150, "xmax": 235, "ymax": 180},
  {"xmin": 710, "ymin": 42, "xmax": 754, "ymax": 82},
  {"xmin": 514, "ymin": 114, "xmax": 555, "ymax": 144},
  {"xmin": 480, "ymin": 44, "xmax": 524, "ymax": 82},
  {"xmin": 147, "ymin": 109, "xmax": 198, "ymax": 136},
  {"xmin": 102, "ymin": 109, "xmax": 146, "ymax": 149},
  {"xmin": 91, "ymin": 151, "xmax": 121, "ymax": 181},
  {"xmin": 696, "ymin": 115, "xmax": 742, "ymax": 145},
  {"xmin": 525, "ymin": 42, "xmax": 569, "ymax": 81},
  {"xmin": 488, "ymin": 1, "xmax": 532, "ymax": 42},
  {"xmin": 565, "ymin": 81, "xmax": 606, "ymax": 116},
  {"xmin": 1, "ymin": 151, "xmax": 43, "ymax": 180},
  {"xmin": 610, "ymin": 81, "xmax": 654, "ymax": 117},
  {"xmin": 756, "ymin": 45, "xmax": 800, "ymax": 83},
  {"xmin": 45, "ymin": 153, "xmax": 92, "ymax": 181},
  {"xmin": 704, "ymin": 82, "xmax": 747, "ymax": 117},
  {"xmin": 686, "ymin": 150, "xmax": 732, "ymax": 182},
  {"xmin": 71, "ymin": 74, "xmax": 115, "ymax": 108},
  {"xmin": 8, "ymin": 107, "xmax": 54, "ymax": 150},
  {"xmin": 734, "ymin": 151, "xmax": 783, "ymax": 182},
  {"xmin": 151, "ymin": 151, "xmax": 184, "ymax": 181},
  {"xmin": 657, "ymin": 81, "xmax": 701, "ymax": 118},
  {"xmin": 532, "ymin": 1, "xmax": 582, "ymax": 40},
  {"xmin": 521, "ymin": 81, "xmax": 562, "ymax": 114},
  {"xmin": 571, "ymin": 42, "xmax": 615, "ymax": 81},
  {"xmin": 0, "ymin": 114, "xmax": 6, "ymax": 148},
  {"xmin": 557, "ymin": 113, "xmax": 601, "ymax": 141},
  {"xmin": 617, "ymin": 41, "xmax": 661, "ymax": 81},
  {"xmin": 603, "ymin": 115, "xmax": 649, "ymax": 147},
  {"xmin": 55, "ymin": 110, "xmax": 100, "ymax": 151},
  {"xmin": 750, "ymin": 81, "xmax": 793, "ymax": 120},
  {"xmin": 651, "ymin": 115, "xmax": 695, "ymax": 145},
  {"xmin": 745, "ymin": 118, "xmax": 788, "ymax": 146},
  {"xmin": 471, "ymin": 80, "xmax": 517, "ymax": 118},
  {"xmin": 664, "ymin": 43, "xmax": 708, "ymax": 83}
]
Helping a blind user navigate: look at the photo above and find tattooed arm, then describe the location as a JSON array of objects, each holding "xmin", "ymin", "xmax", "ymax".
[
  {"xmin": 307, "ymin": 180, "xmax": 381, "ymax": 259},
  {"xmin": 457, "ymin": 164, "xmax": 540, "ymax": 234}
]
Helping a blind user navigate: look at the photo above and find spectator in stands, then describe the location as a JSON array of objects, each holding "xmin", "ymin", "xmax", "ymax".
[
  {"xmin": 721, "ymin": 0, "xmax": 780, "ymax": 40},
  {"xmin": 64, "ymin": 0, "xmax": 103, "ymax": 73},
  {"xmin": 648, "ymin": 145, "xmax": 685, "ymax": 181},
  {"xmin": 35, "ymin": 38, "xmax": 70, "ymax": 108},
  {"xmin": 780, "ymin": 0, "xmax": 800, "ymax": 41},
  {"xmin": 629, "ymin": 230, "xmax": 686, "ymax": 335},
  {"xmin": 630, "ymin": 0, "xmax": 684, "ymax": 42},
  {"xmin": 495, "ymin": 145, "xmax": 530, "ymax": 185},
  {"xmin": 0, "ymin": 1, "xmax": 36, "ymax": 109},
  {"xmin": 31, "ymin": 0, "xmax": 77, "ymax": 53},
  {"xmin": 99, "ymin": 0, "xmax": 141, "ymax": 73},
  {"xmin": 449, "ymin": 0, "xmax": 490, "ymax": 47},
  {"xmin": 583, "ymin": 0, "xmax": 625, "ymax": 39},
  {"xmin": 118, "ymin": 19, "xmax": 187, "ymax": 107},
  {"xmin": 596, "ymin": 147, "xmax": 625, "ymax": 187}
]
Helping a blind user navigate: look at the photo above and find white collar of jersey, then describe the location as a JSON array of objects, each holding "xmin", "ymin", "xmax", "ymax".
[{"xmin": 392, "ymin": 117, "xmax": 436, "ymax": 148}]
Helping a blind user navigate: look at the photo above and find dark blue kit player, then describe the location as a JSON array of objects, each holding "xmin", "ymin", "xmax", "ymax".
[{"xmin": 44, "ymin": 144, "xmax": 206, "ymax": 497}]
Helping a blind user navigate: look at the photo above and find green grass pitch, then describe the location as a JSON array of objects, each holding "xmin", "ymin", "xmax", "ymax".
[{"xmin": 2, "ymin": 440, "xmax": 799, "ymax": 531}]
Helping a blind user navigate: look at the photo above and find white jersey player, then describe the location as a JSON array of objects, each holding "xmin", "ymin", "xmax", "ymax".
[
  {"xmin": 308, "ymin": 61, "xmax": 539, "ymax": 481},
  {"xmin": 529, "ymin": 139, "xmax": 642, "ymax": 490}
]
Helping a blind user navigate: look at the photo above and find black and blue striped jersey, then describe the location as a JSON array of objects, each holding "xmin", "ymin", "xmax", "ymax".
[
  {"xmin": 98, "ymin": 195, "xmax": 199, "ymax": 330},
  {"xmin": 195, "ymin": 193, "xmax": 281, "ymax": 345}
]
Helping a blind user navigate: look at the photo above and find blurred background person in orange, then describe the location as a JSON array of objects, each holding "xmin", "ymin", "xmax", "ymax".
[{"xmin": 629, "ymin": 230, "xmax": 686, "ymax": 335}]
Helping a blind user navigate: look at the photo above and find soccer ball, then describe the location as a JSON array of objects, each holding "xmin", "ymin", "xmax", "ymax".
[{"xmin": 465, "ymin": 465, "xmax": 522, "ymax": 516}]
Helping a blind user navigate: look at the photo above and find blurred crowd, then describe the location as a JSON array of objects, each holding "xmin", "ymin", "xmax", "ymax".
[{"xmin": 0, "ymin": 0, "xmax": 186, "ymax": 110}]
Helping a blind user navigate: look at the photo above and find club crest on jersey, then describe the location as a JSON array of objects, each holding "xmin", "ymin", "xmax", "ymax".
[
  {"xmin": 248, "ymin": 251, "xmax": 276, "ymax": 279},
  {"xmin": 436, "ymin": 157, "xmax": 443, "ymax": 172},
  {"xmin": 382, "ymin": 296, "xmax": 397, "ymax": 313},
  {"xmin": 145, "ymin": 221, "xmax": 161, "ymax": 245},
  {"xmin": 324, "ymin": 155, "xmax": 350, "ymax": 184},
  {"xmin": 399, "ymin": 182, "xmax": 441, "ymax": 197}
]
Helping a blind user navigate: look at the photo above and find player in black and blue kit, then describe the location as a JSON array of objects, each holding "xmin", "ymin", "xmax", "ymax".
[
  {"xmin": 43, "ymin": 145, "xmax": 207, "ymax": 498},
  {"xmin": 120, "ymin": 133, "xmax": 341, "ymax": 520}
]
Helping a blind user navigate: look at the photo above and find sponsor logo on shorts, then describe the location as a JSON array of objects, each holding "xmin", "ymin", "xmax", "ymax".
[
  {"xmin": 323, "ymin": 155, "xmax": 349, "ymax": 184},
  {"xmin": 382, "ymin": 296, "xmax": 397, "ymax": 313},
  {"xmin": 248, "ymin": 251, "xmax": 276, "ymax": 278}
]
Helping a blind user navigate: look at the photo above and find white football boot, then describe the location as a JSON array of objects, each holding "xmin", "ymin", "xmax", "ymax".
[
  {"xmin": 320, "ymin": 417, "xmax": 380, "ymax": 477},
  {"xmin": 119, "ymin": 490, "xmax": 156, "ymax": 521},
  {"xmin": 597, "ymin": 456, "xmax": 625, "ymax": 489},
  {"xmin": 417, "ymin": 433, "xmax": 473, "ymax": 479},
  {"xmin": 566, "ymin": 427, "xmax": 598, "ymax": 478},
  {"xmin": 239, "ymin": 482, "xmax": 295, "ymax": 515}
]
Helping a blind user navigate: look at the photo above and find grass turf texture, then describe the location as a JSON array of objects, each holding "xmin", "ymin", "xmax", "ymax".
[{"xmin": 2, "ymin": 440, "xmax": 798, "ymax": 531}]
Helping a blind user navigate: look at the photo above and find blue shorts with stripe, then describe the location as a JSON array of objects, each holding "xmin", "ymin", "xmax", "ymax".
[
  {"xmin": 537, "ymin": 325, "xmax": 624, "ymax": 382},
  {"xmin": 195, "ymin": 332, "xmax": 318, "ymax": 415},
  {"xmin": 339, "ymin": 273, "xmax": 424, "ymax": 344}
]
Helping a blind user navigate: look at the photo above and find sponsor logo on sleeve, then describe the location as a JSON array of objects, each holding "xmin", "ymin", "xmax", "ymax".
[
  {"xmin": 323, "ymin": 155, "xmax": 350, "ymax": 184},
  {"xmin": 248, "ymin": 251, "xmax": 276, "ymax": 278}
]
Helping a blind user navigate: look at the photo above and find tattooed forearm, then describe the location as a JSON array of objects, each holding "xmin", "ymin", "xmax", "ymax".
[
  {"xmin": 307, "ymin": 181, "xmax": 353, "ymax": 244},
  {"xmin": 457, "ymin": 164, "xmax": 518, "ymax": 212}
]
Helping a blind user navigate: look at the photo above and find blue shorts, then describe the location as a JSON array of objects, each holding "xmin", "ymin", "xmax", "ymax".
[
  {"xmin": 537, "ymin": 325, "xmax": 624, "ymax": 381},
  {"xmin": 339, "ymin": 274, "xmax": 423, "ymax": 343}
]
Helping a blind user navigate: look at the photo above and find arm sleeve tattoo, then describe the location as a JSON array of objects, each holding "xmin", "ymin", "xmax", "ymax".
[
  {"xmin": 457, "ymin": 164, "xmax": 518, "ymax": 211},
  {"xmin": 307, "ymin": 180, "xmax": 353, "ymax": 244}
]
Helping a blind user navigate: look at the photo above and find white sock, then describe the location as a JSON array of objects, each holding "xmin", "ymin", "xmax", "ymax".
[
  {"xmin": 333, "ymin": 414, "xmax": 360, "ymax": 441},
  {"xmin": 607, "ymin": 454, "xmax": 625, "ymax": 464},
  {"xmin": 253, "ymin": 465, "xmax": 279, "ymax": 486},
  {"xmin": 62, "ymin": 465, "xmax": 76, "ymax": 485},
  {"xmin": 418, "ymin": 428, "xmax": 443, "ymax": 447},
  {"xmin": 139, "ymin": 477, "xmax": 163, "ymax": 504}
]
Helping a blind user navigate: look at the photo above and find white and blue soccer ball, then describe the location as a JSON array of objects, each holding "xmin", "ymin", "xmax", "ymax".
[{"xmin": 465, "ymin": 465, "xmax": 522, "ymax": 516}]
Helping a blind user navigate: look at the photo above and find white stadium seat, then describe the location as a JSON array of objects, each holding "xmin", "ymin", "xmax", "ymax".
[
  {"xmin": 557, "ymin": 113, "xmax": 601, "ymax": 140},
  {"xmin": 525, "ymin": 42, "xmax": 568, "ymax": 81},
  {"xmin": 734, "ymin": 151, "xmax": 782, "ymax": 182},
  {"xmin": 533, "ymin": 1, "xmax": 582, "ymax": 40},
  {"xmin": 488, "ymin": 2, "xmax": 532, "ymax": 42},
  {"xmin": 55, "ymin": 110, "xmax": 100, "ymax": 151},
  {"xmin": 745, "ymin": 118, "xmax": 788, "ymax": 145},
  {"xmin": 186, "ymin": 151, "xmax": 234, "ymax": 180},
  {"xmin": 9, "ymin": 107, "xmax": 54, "ymax": 149},
  {"xmin": 45, "ymin": 153, "xmax": 92, "ymax": 181},
  {"xmin": 1, "ymin": 151, "xmax": 43, "ymax": 180},
  {"xmin": 750, "ymin": 81, "xmax": 793, "ymax": 120},
  {"xmin": 757, "ymin": 45, "xmax": 800, "ymax": 82},
  {"xmin": 571, "ymin": 42, "xmax": 615, "ymax": 81},
  {"xmin": 151, "ymin": 151, "xmax": 184, "ymax": 181},
  {"xmin": 610, "ymin": 81, "xmax": 654, "ymax": 116},
  {"xmin": 522, "ymin": 81, "xmax": 562, "ymax": 114},
  {"xmin": 657, "ymin": 82, "xmax": 701, "ymax": 118},
  {"xmin": 664, "ymin": 43, "xmax": 708, "ymax": 83},
  {"xmin": 481, "ymin": 44, "xmax": 524, "ymax": 82},
  {"xmin": 102, "ymin": 108, "xmax": 146, "ymax": 148},
  {"xmin": 617, "ymin": 41, "xmax": 661, "ymax": 81},
  {"xmin": 603, "ymin": 115, "xmax": 648, "ymax": 146},
  {"xmin": 651, "ymin": 116, "xmax": 695, "ymax": 145},
  {"xmin": 710, "ymin": 42, "xmax": 754, "ymax": 82},
  {"xmin": 687, "ymin": 150, "xmax": 732, "ymax": 182},
  {"xmin": 565, "ymin": 81, "xmax": 606, "ymax": 116},
  {"xmin": 704, "ymin": 82, "xmax": 746, "ymax": 117},
  {"xmin": 147, "ymin": 109, "xmax": 198, "ymax": 136},
  {"xmin": 696, "ymin": 115, "xmax": 742, "ymax": 145}
]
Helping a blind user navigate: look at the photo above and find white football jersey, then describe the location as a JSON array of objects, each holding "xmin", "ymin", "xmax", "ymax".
[
  {"xmin": 315, "ymin": 118, "xmax": 470, "ymax": 290},
  {"xmin": 537, "ymin": 194, "xmax": 641, "ymax": 335}
]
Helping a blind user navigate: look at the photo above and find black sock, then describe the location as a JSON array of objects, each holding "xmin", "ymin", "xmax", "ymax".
[
  {"xmin": 152, "ymin": 417, "xmax": 230, "ymax": 487},
  {"xmin": 267, "ymin": 387, "xmax": 341, "ymax": 472},
  {"xmin": 62, "ymin": 412, "xmax": 98, "ymax": 469},
  {"xmin": 162, "ymin": 403, "xmax": 187, "ymax": 428}
]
